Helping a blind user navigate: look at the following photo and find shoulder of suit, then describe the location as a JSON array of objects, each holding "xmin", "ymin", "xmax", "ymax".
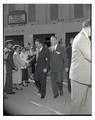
[{"xmin": 58, "ymin": 45, "xmax": 64, "ymax": 50}]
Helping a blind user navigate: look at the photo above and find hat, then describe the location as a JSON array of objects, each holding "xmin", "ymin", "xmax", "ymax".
[
  {"xmin": 4, "ymin": 40, "xmax": 13, "ymax": 45},
  {"xmin": 13, "ymin": 44, "xmax": 21, "ymax": 48}
]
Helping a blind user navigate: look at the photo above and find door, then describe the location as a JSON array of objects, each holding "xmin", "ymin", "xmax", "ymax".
[
  {"xmin": 65, "ymin": 32, "xmax": 79, "ymax": 47},
  {"xmin": 5, "ymin": 35, "xmax": 24, "ymax": 47}
]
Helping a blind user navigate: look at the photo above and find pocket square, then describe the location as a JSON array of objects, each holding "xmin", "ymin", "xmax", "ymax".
[{"xmin": 56, "ymin": 51, "xmax": 61, "ymax": 54}]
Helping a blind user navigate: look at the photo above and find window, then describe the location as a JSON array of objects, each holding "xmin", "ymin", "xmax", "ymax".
[
  {"xmin": 28, "ymin": 4, "xmax": 36, "ymax": 23},
  {"xmin": 50, "ymin": 4, "xmax": 58, "ymax": 21},
  {"xmin": 74, "ymin": 4, "xmax": 83, "ymax": 19}
]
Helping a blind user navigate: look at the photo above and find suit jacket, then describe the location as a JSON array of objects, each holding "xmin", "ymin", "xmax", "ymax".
[
  {"xmin": 69, "ymin": 30, "xmax": 91, "ymax": 85},
  {"xmin": 66, "ymin": 45, "xmax": 72, "ymax": 60},
  {"xmin": 50, "ymin": 44, "xmax": 65, "ymax": 72},
  {"xmin": 35, "ymin": 47, "xmax": 50, "ymax": 73},
  {"xmin": 6, "ymin": 49, "xmax": 15, "ymax": 73},
  {"xmin": 66, "ymin": 45, "xmax": 72, "ymax": 69}
]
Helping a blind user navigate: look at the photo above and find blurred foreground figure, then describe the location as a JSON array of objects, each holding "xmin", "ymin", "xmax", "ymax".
[{"xmin": 69, "ymin": 19, "xmax": 91, "ymax": 114}]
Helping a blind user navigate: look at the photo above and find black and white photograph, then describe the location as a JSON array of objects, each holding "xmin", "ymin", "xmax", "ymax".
[{"xmin": 1, "ymin": 1, "xmax": 93, "ymax": 118}]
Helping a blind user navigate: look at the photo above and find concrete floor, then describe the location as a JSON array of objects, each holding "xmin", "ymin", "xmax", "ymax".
[{"xmin": 4, "ymin": 75, "xmax": 72, "ymax": 116}]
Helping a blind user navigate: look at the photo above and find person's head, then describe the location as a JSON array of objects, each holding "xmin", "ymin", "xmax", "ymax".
[
  {"xmin": 82, "ymin": 19, "xmax": 91, "ymax": 37},
  {"xmin": 50, "ymin": 36, "xmax": 58, "ymax": 46},
  {"xmin": 25, "ymin": 42, "xmax": 31, "ymax": 49},
  {"xmin": 5, "ymin": 40, "xmax": 13, "ymax": 49},
  {"xmin": 21, "ymin": 47, "xmax": 26, "ymax": 53},
  {"xmin": 14, "ymin": 45, "xmax": 21, "ymax": 53},
  {"xmin": 35, "ymin": 39, "xmax": 43, "ymax": 49}
]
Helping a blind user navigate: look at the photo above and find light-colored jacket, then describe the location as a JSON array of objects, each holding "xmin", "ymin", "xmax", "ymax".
[
  {"xmin": 69, "ymin": 30, "xmax": 91, "ymax": 85},
  {"xmin": 13, "ymin": 51, "xmax": 25, "ymax": 70},
  {"xmin": 20, "ymin": 51, "xmax": 29, "ymax": 68}
]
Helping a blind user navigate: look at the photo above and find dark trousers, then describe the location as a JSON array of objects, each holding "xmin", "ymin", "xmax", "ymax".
[
  {"xmin": 22, "ymin": 68, "xmax": 28, "ymax": 82},
  {"xmin": 51, "ymin": 71, "xmax": 63, "ymax": 96},
  {"xmin": 34, "ymin": 70, "xmax": 47, "ymax": 97},
  {"xmin": 5, "ymin": 72, "xmax": 13, "ymax": 94}
]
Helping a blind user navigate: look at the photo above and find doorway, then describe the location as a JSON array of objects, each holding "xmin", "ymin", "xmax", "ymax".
[
  {"xmin": 5, "ymin": 35, "xmax": 24, "ymax": 47},
  {"xmin": 65, "ymin": 32, "xmax": 79, "ymax": 48}
]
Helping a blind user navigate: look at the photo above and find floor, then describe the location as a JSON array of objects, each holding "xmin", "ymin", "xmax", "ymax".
[{"xmin": 4, "ymin": 75, "xmax": 72, "ymax": 116}]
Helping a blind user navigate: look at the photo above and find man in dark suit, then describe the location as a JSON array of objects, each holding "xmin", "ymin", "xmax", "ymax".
[
  {"xmin": 4, "ymin": 40, "xmax": 17, "ymax": 94},
  {"xmin": 34, "ymin": 39, "xmax": 50, "ymax": 99},
  {"xmin": 66, "ymin": 38, "xmax": 73, "ymax": 93},
  {"xmin": 50, "ymin": 36, "xmax": 65, "ymax": 98}
]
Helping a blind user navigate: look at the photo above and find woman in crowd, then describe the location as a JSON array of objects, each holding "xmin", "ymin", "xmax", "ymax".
[
  {"xmin": 12, "ymin": 45, "xmax": 24, "ymax": 90},
  {"xmin": 25, "ymin": 42, "xmax": 35, "ymax": 82},
  {"xmin": 20, "ymin": 47, "xmax": 29, "ymax": 86}
]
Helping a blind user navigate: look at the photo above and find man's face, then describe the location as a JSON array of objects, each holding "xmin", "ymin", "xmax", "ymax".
[
  {"xmin": 50, "ymin": 37, "xmax": 57, "ymax": 46},
  {"xmin": 35, "ymin": 41, "xmax": 42, "ymax": 49}
]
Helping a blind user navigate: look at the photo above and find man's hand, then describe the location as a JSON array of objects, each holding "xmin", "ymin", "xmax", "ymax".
[
  {"xmin": 43, "ymin": 68, "xmax": 47, "ymax": 73},
  {"xmin": 65, "ymin": 67, "xmax": 69, "ymax": 72}
]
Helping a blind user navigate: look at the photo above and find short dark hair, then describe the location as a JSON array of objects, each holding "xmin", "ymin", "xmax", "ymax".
[
  {"xmin": 13, "ymin": 45, "xmax": 21, "ymax": 51},
  {"xmin": 50, "ymin": 35, "xmax": 57, "ymax": 40},
  {"xmin": 35, "ymin": 39, "xmax": 43, "ymax": 45},
  {"xmin": 82, "ymin": 19, "xmax": 91, "ymax": 28},
  {"xmin": 26, "ymin": 42, "xmax": 31, "ymax": 46},
  {"xmin": 4, "ymin": 40, "xmax": 13, "ymax": 47}
]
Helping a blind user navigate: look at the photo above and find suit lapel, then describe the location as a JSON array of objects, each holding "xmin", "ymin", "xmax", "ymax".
[
  {"xmin": 37, "ymin": 47, "xmax": 44, "ymax": 59},
  {"xmin": 56, "ymin": 44, "xmax": 60, "ymax": 51}
]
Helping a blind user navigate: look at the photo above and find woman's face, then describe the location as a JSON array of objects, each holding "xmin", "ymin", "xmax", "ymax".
[
  {"xmin": 16, "ymin": 47, "xmax": 20, "ymax": 52},
  {"xmin": 22, "ymin": 48, "xmax": 26, "ymax": 53}
]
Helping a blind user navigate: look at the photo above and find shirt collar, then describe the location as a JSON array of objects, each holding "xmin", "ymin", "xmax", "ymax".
[
  {"xmin": 54, "ymin": 44, "xmax": 57, "ymax": 50},
  {"xmin": 82, "ymin": 29, "xmax": 89, "ymax": 38},
  {"xmin": 40, "ymin": 46, "xmax": 43, "ymax": 52}
]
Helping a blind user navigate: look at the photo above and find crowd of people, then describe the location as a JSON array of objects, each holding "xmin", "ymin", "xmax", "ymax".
[
  {"xmin": 4, "ymin": 41, "xmax": 36, "ymax": 97},
  {"xmin": 3, "ymin": 19, "xmax": 91, "ymax": 114}
]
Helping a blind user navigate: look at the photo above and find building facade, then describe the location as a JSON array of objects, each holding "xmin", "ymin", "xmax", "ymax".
[{"xmin": 3, "ymin": 4, "xmax": 91, "ymax": 47}]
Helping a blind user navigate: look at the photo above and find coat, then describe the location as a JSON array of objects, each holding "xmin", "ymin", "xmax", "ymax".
[
  {"xmin": 13, "ymin": 51, "xmax": 25, "ymax": 70},
  {"xmin": 69, "ymin": 30, "xmax": 91, "ymax": 85},
  {"xmin": 35, "ymin": 47, "xmax": 50, "ymax": 73},
  {"xmin": 50, "ymin": 44, "xmax": 65, "ymax": 73},
  {"xmin": 13, "ymin": 51, "xmax": 24, "ymax": 84},
  {"xmin": 6, "ymin": 49, "xmax": 15, "ymax": 73}
]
